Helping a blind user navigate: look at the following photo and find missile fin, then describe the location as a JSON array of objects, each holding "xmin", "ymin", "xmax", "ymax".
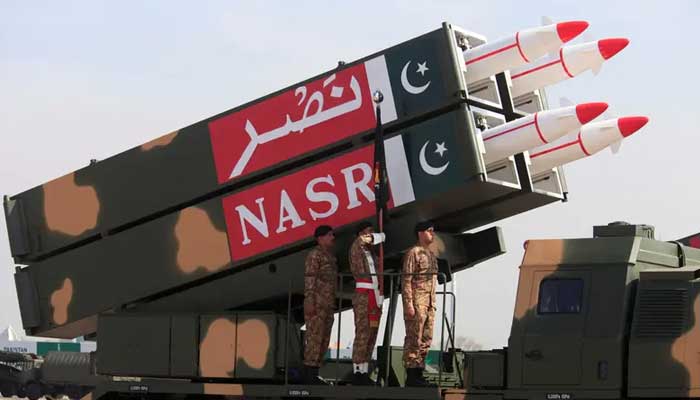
[
  {"xmin": 600, "ymin": 109, "xmax": 616, "ymax": 121},
  {"xmin": 591, "ymin": 63, "xmax": 602, "ymax": 75},
  {"xmin": 610, "ymin": 140, "xmax": 622, "ymax": 154},
  {"xmin": 541, "ymin": 15, "xmax": 554, "ymax": 26},
  {"xmin": 559, "ymin": 97, "xmax": 574, "ymax": 107}
]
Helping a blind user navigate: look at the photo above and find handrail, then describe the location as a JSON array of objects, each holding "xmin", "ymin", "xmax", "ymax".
[{"xmin": 285, "ymin": 270, "xmax": 455, "ymax": 387}]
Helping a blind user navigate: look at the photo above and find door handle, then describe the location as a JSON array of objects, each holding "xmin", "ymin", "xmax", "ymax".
[{"xmin": 525, "ymin": 349, "xmax": 543, "ymax": 360}]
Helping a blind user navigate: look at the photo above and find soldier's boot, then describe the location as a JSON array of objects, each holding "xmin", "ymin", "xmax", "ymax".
[
  {"xmin": 405, "ymin": 368, "xmax": 434, "ymax": 387},
  {"xmin": 304, "ymin": 366, "xmax": 329, "ymax": 385},
  {"xmin": 352, "ymin": 372, "xmax": 376, "ymax": 386}
]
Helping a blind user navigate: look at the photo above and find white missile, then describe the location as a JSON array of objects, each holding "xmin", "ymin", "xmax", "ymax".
[
  {"xmin": 481, "ymin": 102, "xmax": 608, "ymax": 165},
  {"xmin": 510, "ymin": 38, "xmax": 629, "ymax": 98},
  {"xmin": 528, "ymin": 116, "xmax": 649, "ymax": 174},
  {"xmin": 464, "ymin": 21, "xmax": 589, "ymax": 84}
]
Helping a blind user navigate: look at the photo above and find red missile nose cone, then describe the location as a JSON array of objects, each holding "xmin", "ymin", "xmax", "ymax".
[
  {"xmin": 575, "ymin": 102, "xmax": 608, "ymax": 124},
  {"xmin": 618, "ymin": 116, "xmax": 649, "ymax": 137},
  {"xmin": 598, "ymin": 38, "xmax": 629, "ymax": 60},
  {"xmin": 556, "ymin": 21, "xmax": 589, "ymax": 43}
]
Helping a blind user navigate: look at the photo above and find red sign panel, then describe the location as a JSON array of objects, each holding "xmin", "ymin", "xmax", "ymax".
[
  {"xmin": 209, "ymin": 63, "xmax": 377, "ymax": 184},
  {"xmin": 221, "ymin": 145, "xmax": 394, "ymax": 261}
]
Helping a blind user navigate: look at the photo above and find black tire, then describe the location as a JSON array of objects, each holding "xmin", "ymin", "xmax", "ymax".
[
  {"xmin": 0, "ymin": 382, "xmax": 18, "ymax": 397},
  {"xmin": 24, "ymin": 381, "xmax": 43, "ymax": 400},
  {"xmin": 64, "ymin": 384, "xmax": 83, "ymax": 400}
]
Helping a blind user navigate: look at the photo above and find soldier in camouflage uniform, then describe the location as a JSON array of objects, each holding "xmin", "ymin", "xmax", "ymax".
[
  {"xmin": 401, "ymin": 221, "xmax": 438, "ymax": 387},
  {"xmin": 349, "ymin": 221, "xmax": 385, "ymax": 386},
  {"xmin": 303, "ymin": 225, "xmax": 337, "ymax": 385}
]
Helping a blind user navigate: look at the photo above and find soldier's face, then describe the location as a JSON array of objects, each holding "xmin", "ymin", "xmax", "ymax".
[
  {"xmin": 318, "ymin": 231, "xmax": 335, "ymax": 248},
  {"xmin": 418, "ymin": 228, "xmax": 435, "ymax": 245}
]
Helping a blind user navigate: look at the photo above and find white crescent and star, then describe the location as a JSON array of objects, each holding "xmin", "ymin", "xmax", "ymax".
[
  {"xmin": 401, "ymin": 60, "xmax": 431, "ymax": 95},
  {"xmin": 419, "ymin": 141, "xmax": 449, "ymax": 176}
]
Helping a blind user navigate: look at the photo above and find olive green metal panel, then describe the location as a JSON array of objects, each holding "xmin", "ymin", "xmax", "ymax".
[
  {"xmin": 519, "ymin": 237, "xmax": 637, "ymax": 267},
  {"xmin": 170, "ymin": 314, "xmax": 199, "ymax": 377},
  {"xmin": 465, "ymin": 351, "xmax": 505, "ymax": 389},
  {"xmin": 627, "ymin": 277, "xmax": 700, "ymax": 397},
  {"xmin": 97, "ymin": 314, "xmax": 171, "ymax": 377},
  {"xmin": 520, "ymin": 271, "xmax": 588, "ymax": 386},
  {"xmin": 508, "ymin": 233, "xmax": 639, "ymax": 393},
  {"xmin": 506, "ymin": 226, "xmax": 700, "ymax": 398}
]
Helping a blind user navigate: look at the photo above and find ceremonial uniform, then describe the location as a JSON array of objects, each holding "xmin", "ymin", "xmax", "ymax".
[
  {"xmin": 401, "ymin": 245, "xmax": 438, "ymax": 369},
  {"xmin": 303, "ymin": 246, "xmax": 337, "ymax": 367},
  {"xmin": 349, "ymin": 234, "xmax": 382, "ymax": 365}
]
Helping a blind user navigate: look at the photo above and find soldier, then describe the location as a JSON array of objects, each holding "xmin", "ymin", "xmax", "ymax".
[
  {"xmin": 401, "ymin": 221, "xmax": 438, "ymax": 387},
  {"xmin": 303, "ymin": 225, "xmax": 337, "ymax": 385},
  {"xmin": 349, "ymin": 221, "xmax": 385, "ymax": 386}
]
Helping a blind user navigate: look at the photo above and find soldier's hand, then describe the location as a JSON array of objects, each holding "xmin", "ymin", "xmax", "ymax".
[{"xmin": 404, "ymin": 305, "xmax": 416, "ymax": 319}]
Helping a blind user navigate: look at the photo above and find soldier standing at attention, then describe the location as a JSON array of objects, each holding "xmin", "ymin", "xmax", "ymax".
[
  {"xmin": 303, "ymin": 225, "xmax": 337, "ymax": 385},
  {"xmin": 402, "ymin": 221, "xmax": 438, "ymax": 387},
  {"xmin": 349, "ymin": 221, "xmax": 385, "ymax": 385}
]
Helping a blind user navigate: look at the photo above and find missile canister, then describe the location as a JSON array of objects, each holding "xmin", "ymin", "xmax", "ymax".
[
  {"xmin": 7, "ymin": 24, "xmax": 568, "ymax": 339},
  {"xmin": 5, "ymin": 27, "xmax": 468, "ymax": 264}
]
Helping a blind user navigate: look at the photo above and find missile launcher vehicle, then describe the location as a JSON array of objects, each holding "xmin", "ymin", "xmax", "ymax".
[{"xmin": 3, "ymin": 21, "xmax": 667, "ymax": 400}]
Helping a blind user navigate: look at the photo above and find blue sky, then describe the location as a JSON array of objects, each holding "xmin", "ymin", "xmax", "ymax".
[{"xmin": 1, "ymin": 1, "xmax": 699, "ymax": 348}]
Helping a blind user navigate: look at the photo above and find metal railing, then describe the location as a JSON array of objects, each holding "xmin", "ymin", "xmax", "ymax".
[{"xmin": 284, "ymin": 270, "xmax": 456, "ymax": 387}]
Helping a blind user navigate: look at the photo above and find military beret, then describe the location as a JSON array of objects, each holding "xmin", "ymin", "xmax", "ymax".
[
  {"xmin": 314, "ymin": 225, "xmax": 333, "ymax": 238},
  {"xmin": 356, "ymin": 221, "xmax": 373, "ymax": 235},
  {"xmin": 414, "ymin": 221, "xmax": 434, "ymax": 233}
]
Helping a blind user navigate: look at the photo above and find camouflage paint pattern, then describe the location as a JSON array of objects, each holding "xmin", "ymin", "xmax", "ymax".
[
  {"xmin": 402, "ymin": 244, "xmax": 438, "ymax": 368},
  {"xmin": 198, "ymin": 315, "xmax": 274, "ymax": 379},
  {"xmin": 349, "ymin": 234, "xmax": 381, "ymax": 363},
  {"xmin": 16, "ymin": 108, "xmax": 516, "ymax": 338},
  {"xmin": 470, "ymin": 224, "xmax": 700, "ymax": 400},
  {"xmin": 50, "ymin": 278, "xmax": 73, "ymax": 325},
  {"xmin": 199, "ymin": 316, "xmax": 237, "ymax": 378},
  {"xmin": 7, "ymin": 26, "xmax": 465, "ymax": 264},
  {"xmin": 43, "ymin": 173, "xmax": 99, "ymax": 236},
  {"xmin": 303, "ymin": 246, "xmax": 336, "ymax": 367},
  {"xmin": 351, "ymin": 292, "xmax": 380, "ymax": 364},
  {"xmin": 403, "ymin": 304, "xmax": 435, "ymax": 369},
  {"xmin": 174, "ymin": 207, "xmax": 231, "ymax": 273}
]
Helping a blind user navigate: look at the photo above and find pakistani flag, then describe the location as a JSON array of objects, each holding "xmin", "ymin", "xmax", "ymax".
[
  {"xmin": 385, "ymin": 111, "xmax": 467, "ymax": 208},
  {"xmin": 383, "ymin": 29, "xmax": 452, "ymax": 120}
]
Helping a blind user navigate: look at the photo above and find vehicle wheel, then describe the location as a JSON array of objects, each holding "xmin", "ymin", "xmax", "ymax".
[
  {"xmin": 0, "ymin": 382, "xmax": 18, "ymax": 397},
  {"xmin": 64, "ymin": 385, "xmax": 82, "ymax": 400},
  {"xmin": 25, "ymin": 381, "xmax": 43, "ymax": 400}
]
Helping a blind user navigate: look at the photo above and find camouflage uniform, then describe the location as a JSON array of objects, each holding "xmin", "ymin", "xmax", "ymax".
[
  {"xmin": 349, "ymin": 234, "xmax": 382, "ymax": 364},
  {"xmin": 304, "ymin": 246, "xmax": 337, "ymax": 367},
  {"xmin": 401, "ymin": 245, "xmax": 438, "ymax": 369}
]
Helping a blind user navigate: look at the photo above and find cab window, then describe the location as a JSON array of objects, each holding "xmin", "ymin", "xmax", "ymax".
[{"xmin": 537, "ymin": 278, "xmax": 583, "ymax": 314}]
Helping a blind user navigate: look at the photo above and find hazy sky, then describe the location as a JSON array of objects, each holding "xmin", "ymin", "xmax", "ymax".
[{"xmin": 1, "ymin": 1, "xmax": 699, "ymax": 349}]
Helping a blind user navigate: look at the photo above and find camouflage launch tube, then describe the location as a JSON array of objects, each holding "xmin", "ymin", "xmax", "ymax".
[
  {"xmin": 7, "ymin": 27, "xmax": 464, "ymax": 263},
  {"xmin": 21, "ymin": 108, "xmax": 485, "ymax": 338}
]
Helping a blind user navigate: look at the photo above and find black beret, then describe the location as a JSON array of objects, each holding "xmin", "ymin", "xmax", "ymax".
[
  {"xmin": 356, "ymin": 221, "xmax": 373, "ymax": 235},
  {"xmin": 314, "ymin": 225, "xmax": 333, "ymax": 238},
  {"xmin": 414, "ymin": 221, "xmax": 434, "ymax": 233}
]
